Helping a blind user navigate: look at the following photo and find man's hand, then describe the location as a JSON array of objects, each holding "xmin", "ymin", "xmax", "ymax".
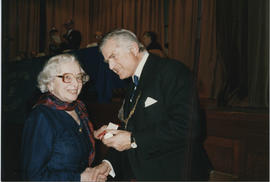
[
  {"xmin": 94, "ymin": 125, "xmax": 108, "ymax": 140},
  {"xmin": 102, "ymin": 129, "xmax": 132, "ymax": 151}
]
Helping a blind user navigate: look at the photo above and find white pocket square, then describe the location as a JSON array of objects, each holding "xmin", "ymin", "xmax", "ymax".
[{"xmin": 144, "ymin": 97, "xmax": 158, "ymax": 107}]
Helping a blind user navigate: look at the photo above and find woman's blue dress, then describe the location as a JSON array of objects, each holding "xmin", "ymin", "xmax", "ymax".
[{"xmin": 21, "ymin": 105, "xmax": 92, "ymax": 181}]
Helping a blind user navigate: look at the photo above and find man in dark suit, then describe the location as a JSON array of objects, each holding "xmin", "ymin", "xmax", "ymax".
[
  {"xmin": 94, "ymin": 29, "xmax": 212, "ymax": 181},
  {"xmin": 61, "ymin": 19, "xmax": 82, "ymax": 51}
]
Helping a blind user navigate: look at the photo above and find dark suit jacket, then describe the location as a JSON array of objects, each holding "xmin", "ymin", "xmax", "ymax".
[
  {"xmin": 62, "ymin": 29, "xmax": 82, "ymax": 50},
  {"xmin": 107, "ymin": 54, "xmax": 212, "ymax": 181}
]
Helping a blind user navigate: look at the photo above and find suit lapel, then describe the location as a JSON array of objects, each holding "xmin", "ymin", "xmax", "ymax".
[
  {"xmin": 123, "ymin": 54, "xmax": 160, "ymax": 125},
  {"xmin": 124, "ymin": 81, "xmax": 134, "ymax": 119},
  {"xmin": 137, "ymin": 54, "xmax": 159, "ymax": 90}
]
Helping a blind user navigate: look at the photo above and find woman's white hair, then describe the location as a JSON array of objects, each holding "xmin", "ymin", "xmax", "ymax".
[{"xmin": 37, "ymin": 54, "xmax": 86, "ymax": 93}]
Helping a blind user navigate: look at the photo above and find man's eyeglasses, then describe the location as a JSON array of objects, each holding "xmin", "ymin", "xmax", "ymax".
[{"xmin": 56, "ymin": 73, "xmax": 89, "ymax": 84}]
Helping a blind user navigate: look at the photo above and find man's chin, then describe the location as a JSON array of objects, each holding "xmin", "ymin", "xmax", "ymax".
[
  {"xmin": 119, "ymin": 75, "xmax": 125, "ymax": 80},
  {"xmin": 119, "ymin": 74, "xmax": 130, "ymax": 80}
]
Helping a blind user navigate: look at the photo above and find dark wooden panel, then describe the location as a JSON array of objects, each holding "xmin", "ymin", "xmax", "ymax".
[
  {"xmin": 245, "ymin": 153, "xmax": 269, "ymax": 181},
  {"xmin": 204, "ymin": 108, "xmax": 269, "ymax": 181},
  {"xmin": 204, "ymin": 136, "xmax": 240, "ymax": 175}
]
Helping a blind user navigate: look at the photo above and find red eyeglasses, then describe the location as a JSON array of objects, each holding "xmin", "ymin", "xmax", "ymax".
[{"xmin": 56, "ymin": 73, "xmax": 89, "ymax": 84}]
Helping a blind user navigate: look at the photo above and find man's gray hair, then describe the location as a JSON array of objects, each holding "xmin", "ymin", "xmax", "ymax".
[
  {"xmin": 99, "ymin": 29, "xmax": 145, "ymax": 52},
  {"xmin": 37, "ymin": 54, "xmax": 85, "ymax": 93}
]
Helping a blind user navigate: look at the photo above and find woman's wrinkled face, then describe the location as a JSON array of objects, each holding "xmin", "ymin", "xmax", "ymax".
[{"xmin": 48, "ymin": 62, "xmax": 83, "ymax": 103}]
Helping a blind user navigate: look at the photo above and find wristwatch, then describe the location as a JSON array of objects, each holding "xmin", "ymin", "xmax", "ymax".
[{"xmin": 130, "ymin": 133, "xmax": 137, "ymax": 149}]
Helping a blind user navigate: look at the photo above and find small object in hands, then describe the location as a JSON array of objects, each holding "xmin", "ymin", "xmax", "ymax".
[
  {"xmin": 79, "ymin": 128, "xmax": 82, "ymax": 132},
  {"xmin": 97, "ymin": 130, "xmax": 107, "ymax": 138},
  {"xmin": 103, "ymin": 122, "xmax": 119, "ymax": 139}
]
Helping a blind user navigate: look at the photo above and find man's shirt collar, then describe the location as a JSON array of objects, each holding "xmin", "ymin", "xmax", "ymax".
[{"xmin": 133, "ymin": 51, "xmax": 149, "ymax": 81}]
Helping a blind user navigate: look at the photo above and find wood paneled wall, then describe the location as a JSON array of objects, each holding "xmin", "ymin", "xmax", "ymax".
[{"xmin": 204, "ymin": 109, "xmax": 269, "ymax": 180}]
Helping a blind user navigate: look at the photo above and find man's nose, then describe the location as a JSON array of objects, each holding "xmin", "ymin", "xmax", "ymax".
[{"xmin": 108, "ymin": 60, "xmax": 115, "ymax": 70}]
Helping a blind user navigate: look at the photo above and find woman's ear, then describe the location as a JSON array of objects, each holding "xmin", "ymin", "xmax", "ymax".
[{"xmin": 47, "ymin": 82, "xmax": 54, "ymax": 93}]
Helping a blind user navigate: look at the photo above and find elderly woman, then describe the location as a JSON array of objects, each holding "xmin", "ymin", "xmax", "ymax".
[{"xmin": 21, "ymin": 54, "xmax": 109, "ymax": 181}]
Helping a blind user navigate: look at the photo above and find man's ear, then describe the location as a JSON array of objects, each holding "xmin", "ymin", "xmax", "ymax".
[{"xmin": 129, "ymin": 43, "xmax": 139, "ymax": 56}]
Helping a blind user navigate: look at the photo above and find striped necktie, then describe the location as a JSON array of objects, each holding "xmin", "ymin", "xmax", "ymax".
[
  {"xmin": 130, "ymin": 75, "xmax": 139, "ymax": 102},
  {"xmin": 133, "ymin": 75, "xmax": 139, "ymax": 87}
]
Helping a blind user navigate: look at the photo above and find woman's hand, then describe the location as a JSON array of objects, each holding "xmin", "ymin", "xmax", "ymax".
[
  {"xmin": 80, "ymin": 166, "xmax": 108, "ymax": 182},
  {"xmin": 94, "ymin": 125, "xmax": 107, "ymax": 140}
]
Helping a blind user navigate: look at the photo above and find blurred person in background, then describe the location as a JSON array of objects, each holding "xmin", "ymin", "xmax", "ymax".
[
  {"xmin": 142, "ymin": 31, "xmax": 166, "ymax": 58},
  {"xmin": 61, "ymin": 19, "xmax": 82, "ymax": 51},
  {"xmin": 48, "ymin": 27, "xmax": 62, "ymax": 55}
]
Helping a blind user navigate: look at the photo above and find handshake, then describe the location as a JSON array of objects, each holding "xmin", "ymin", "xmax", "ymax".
[
  {"xmin": 80, "ymin": 123, "xmax": 119, "ymax": 182},
  {"xmin": 80, "ymin": 161, "xmax": 111, "ymax": 182},
  {"xmin": 81, "ymin": 122, "xmax": 133, "ymax": 181}
]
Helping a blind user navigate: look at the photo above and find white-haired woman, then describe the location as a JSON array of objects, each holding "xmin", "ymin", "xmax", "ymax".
[{"xmin": 21, "ymin": 54, "xmax": 109, "ymax": 181}]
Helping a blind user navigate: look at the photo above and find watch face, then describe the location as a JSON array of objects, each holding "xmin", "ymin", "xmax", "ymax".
[{"xmin": 131, "ymin": 142, "xmax": 137, "ymax": 148}]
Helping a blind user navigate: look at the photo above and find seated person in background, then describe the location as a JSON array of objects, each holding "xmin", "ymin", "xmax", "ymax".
[
  {"xmin": 29, "ymin": 50, "xmax": 37, "ymax": 59},
  {"xmin": 48, "ymin": 27, "xmax": 62, "ymax": 55},
  {"xmin": 61, "ymin": 19, "xmax": 82, "ymax": 52},
  {"xmin": 142, "ymin": 31, "xmax": 166, "ymax": 57},
  {"xmin": 30, "ymin": 50, "xmax": 46, "ymax": 58},
  {"xmin": 87, "ymin": 31, "xmax": 103, "ymax": 48},
  {"xmin": 14, "ymin": 51, "xmax": 27, "ymax": 61},
  {"xmin": 21, "ymin": 54, "xmax": 109, "ymax": 181}
]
